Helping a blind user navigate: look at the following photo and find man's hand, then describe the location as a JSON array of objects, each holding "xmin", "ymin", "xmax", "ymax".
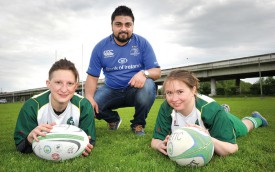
[
  {"xmin": 128, "ymin": 71, "xmax": 146, "ymax": 88},
  {"xmin": 88, "ymin": 98, "xmax": 99, "ymax": 114}
]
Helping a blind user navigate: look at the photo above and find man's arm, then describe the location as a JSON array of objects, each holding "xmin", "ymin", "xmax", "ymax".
[
  {"xmin": 146, "ymin": 67, "xmax": 161, "ymax": 80},
  {"xmin": 84, "ymin": 75, "xmax": 99, "ymax": 113}
]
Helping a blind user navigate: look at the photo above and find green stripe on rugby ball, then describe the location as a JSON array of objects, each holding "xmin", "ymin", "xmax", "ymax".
[{"xmin": 33, "ymin": 134, "xmax": 85, "ymax": 143}]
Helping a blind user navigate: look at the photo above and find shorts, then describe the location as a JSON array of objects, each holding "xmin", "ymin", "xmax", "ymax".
[{"xmin": 227, "ymin": 112, "xmax": 249, "ymax": 137}]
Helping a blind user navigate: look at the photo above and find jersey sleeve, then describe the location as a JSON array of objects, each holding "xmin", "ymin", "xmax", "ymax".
[
  {"xmin": 86, "ymin": 43, "xmax": 102, "ymax": 77},
  {"xmin": 152, "ymin": 101, "xmax": 173, "ymax": 140},
  {"xmin": 79, "ymin": 98, "xmax": 96, "ymax": 146},
  {"xmin": 14, "ymin": 99, "xmax": 39, "ymax": 153},
  {"xmin": 141, "ymin": 38, "xmax": 160, "ymax": 70},
  {"xmin": 202, "ymin": 101, "xmax": 237, "ymax": 144}
]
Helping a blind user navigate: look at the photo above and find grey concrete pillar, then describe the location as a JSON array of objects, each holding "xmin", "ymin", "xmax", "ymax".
[{"xmin": 210, "ymin": 78, "xmax": 216, "ymax": 96}]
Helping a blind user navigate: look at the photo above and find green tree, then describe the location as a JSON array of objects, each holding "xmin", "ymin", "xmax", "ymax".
[
  {"xmin": 240, "ymin": 80, "xmax": 252, "ymax": 94},
  {"xmin": 199, "ymin": 82, "xmax": 211, "ymax": 95},
  {"xmin": 250, "ymin": 76, "xmax": 275, "ymax": 95},
  {"xmin": 217, "ymin": 80, "xmax": 235, "ymax": 95}
]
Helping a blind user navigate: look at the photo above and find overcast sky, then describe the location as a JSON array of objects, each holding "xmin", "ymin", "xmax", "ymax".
[{"xmin": 1, "ymin": 0, "xmax": 275, "ymax": 92}]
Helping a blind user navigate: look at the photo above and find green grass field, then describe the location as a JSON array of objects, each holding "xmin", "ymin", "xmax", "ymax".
[{"xmin": 0, "ymin": 97, "xmax": 275, "ymax": 172}]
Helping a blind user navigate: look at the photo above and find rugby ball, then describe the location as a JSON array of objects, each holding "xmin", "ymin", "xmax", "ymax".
[
  {"xmin": 32, "ymin": 124, "xmax": 89, "ymax": 161},
  {"xmin": 167, "ymin": 127, "xmax": 214, "ymax": 167}
]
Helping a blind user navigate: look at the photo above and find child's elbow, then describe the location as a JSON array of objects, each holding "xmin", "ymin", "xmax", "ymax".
[{"xmin": 218, "ymin": 144, "xmax": 238, "ymax": 156}]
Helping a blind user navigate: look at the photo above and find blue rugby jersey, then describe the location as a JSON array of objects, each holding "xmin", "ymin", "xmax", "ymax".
[{"xmin": 87, "ymin": 33, "xmax": 159, "ymax": 89}]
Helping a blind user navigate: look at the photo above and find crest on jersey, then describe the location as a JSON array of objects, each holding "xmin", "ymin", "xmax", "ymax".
[
  {"xmin": 130, "ymin": 46, "xmax": 140, "ymax": 56},
  {"xmin": 67, "ymin": 117, "xmax": 75, "ymax": 125}
]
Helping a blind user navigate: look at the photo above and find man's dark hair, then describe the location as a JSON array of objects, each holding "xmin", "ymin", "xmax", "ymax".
[{"xmin": 111, "ymin": 5, "xmax": 134, "ymax": 23}]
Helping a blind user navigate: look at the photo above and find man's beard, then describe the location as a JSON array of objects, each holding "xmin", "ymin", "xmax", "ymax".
[{"xmin": 113, "ymin": 32, "xmax": 131, "ymax": 43}]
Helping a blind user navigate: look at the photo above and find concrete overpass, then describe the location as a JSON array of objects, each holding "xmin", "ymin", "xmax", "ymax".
[
  {"xmin": 155, "ymin": 53, "xmax": 275, "ymax": 95},
  {"xmin": 1, "ymin": 53, "xmax": 275, "ymax": 102}
]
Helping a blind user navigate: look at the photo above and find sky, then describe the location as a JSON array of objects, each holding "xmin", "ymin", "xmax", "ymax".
[{"xmin": 1, "ymin": 0, "xmax": 275, "ymax": 92}]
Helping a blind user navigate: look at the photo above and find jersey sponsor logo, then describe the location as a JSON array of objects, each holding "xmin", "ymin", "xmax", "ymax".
[
  {"xmin": 130, "ymin": 46, "xmax": 140, "ymax": 56},
  {"xmin": 103, "ymin": 50, "xmax": 114, "ymax": 58},
  {"xmin": 118, "ymin": 58, "xmax": 128, "ymax": 64},
  {"xmin": 105, "ymin": 64, "xmax": 142, "ymax": 71}
]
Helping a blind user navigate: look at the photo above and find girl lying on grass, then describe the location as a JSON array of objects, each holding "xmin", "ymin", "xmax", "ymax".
[{"xmin": 151, "ymin": 69, "xmax": 268, "ymax": 156}]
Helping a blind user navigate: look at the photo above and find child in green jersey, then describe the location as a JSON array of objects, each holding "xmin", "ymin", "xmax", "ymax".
[
  {"xmin": 14, "ymin": 58, "xmax": 96, "ymax": 157},
  {"xmin": 151, "ymin": 69, "xmax": 268, "ymax": 156}
]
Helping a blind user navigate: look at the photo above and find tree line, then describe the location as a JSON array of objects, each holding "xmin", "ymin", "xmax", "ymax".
[
  {"xmin": 157, "ymin": 76, "xmax": 275, "ymax": 96},
  {"xmin": 199, "ymin": 76, "xmax": 275, "ymax": 96}
]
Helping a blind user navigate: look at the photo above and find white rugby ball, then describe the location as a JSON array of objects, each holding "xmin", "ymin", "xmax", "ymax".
[
  {"xmin": 167, "ymin": 127, "xmax": 214, "ymax": 167},
  {"xmin": 32, "ymin": 124, "xmax": 89, "ymax": 161}
]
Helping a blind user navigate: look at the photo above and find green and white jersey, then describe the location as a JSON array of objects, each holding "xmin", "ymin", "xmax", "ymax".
[
  {"xmin": 153, "ymin": 94, "xmax": 238, "ymax": 144},
  {"xmin": 171, "ymin": 106, "xmax": 206, "ymax": 133},
  {"xmin": 14, "ymin": 90, "xmax": 96, "ymax": 147}
]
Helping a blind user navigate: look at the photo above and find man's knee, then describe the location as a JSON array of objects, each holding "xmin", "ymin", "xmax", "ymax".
[
  {"xmin": 94, "ymin": 86, "xmax": 112, "ymax": 106},
  {"xmin": 143, "ymin": 79, "xmax": 156, "ymax": 93},
  {"xmin": 136, "ymin": 79, "xmax": 156, "ymax": 105}
]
